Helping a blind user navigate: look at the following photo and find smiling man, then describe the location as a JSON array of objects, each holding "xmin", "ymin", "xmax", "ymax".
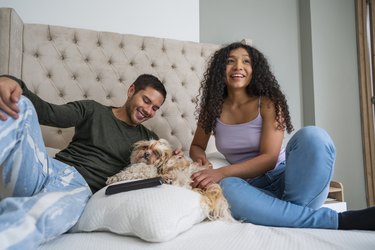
[{"xmin": 0, "ymin": 74, "xmax": 166, "ymax": 249}]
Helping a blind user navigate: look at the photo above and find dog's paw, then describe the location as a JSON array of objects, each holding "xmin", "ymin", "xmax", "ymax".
[
  {"xmin": 106, "ymin": 176, "xmax": 119, "ymax": 185},
  {"xmin": 161, "ymin": 174, "xmax": 173, "ymax": 184}
]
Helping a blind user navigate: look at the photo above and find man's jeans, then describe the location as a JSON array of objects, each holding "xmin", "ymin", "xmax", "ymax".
[{"xmin": 0, "ymin": 97, "xmax": 92, "ymax": 250}]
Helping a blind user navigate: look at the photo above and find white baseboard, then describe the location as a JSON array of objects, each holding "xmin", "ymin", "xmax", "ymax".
[{"xmin": 322, "ymin": 201, "xmax": 347, "ymax": 212}]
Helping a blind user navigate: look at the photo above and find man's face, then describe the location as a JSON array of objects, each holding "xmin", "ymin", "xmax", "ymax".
[{"xmin": 124, "ymin": 85, "xmax": 165, "ymax": 126}]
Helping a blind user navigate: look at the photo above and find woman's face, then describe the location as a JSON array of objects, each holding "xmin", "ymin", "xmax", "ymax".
[{"xmin": 225, "ymin": 47, "xmax": 253, "ymax": 89}]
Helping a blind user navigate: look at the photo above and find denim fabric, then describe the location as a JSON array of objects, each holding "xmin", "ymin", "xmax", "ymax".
[
  {"xmin": 220, "ymin": 126, "xmax": 339, "ymax": 229},
  {"xmin": 0, "ymin": 97, "xmax": 92, "ymax": 250}
]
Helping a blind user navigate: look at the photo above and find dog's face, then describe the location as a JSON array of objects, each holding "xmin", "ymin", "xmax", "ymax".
[{"xmin": 130, "ymin": 139, "xmax": 173, "ymax": 167}]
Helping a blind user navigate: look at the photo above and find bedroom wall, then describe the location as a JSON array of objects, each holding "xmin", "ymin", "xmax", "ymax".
[
  {"xmin": 307, "ymin": 0, "xmax": 365, "ymax": 210},
  {"xmin": 0, "ymin": 0, "xmax": 199, "ymax": 42},
  {"xmin": 201, "ymin": 0, "xmax": 366, "ymax": 210}
]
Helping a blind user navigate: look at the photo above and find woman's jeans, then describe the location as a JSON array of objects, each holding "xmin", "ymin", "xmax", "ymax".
[
  {"xmin": 0, "ymin": 97, "xmax": 92, "ymax": 250},
  {"xmin": 220, "ymin": 126, "xmax": 339, "ymax": 229}
]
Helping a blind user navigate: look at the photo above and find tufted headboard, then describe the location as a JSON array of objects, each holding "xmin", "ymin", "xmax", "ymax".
[{"xmin": 0, "ymin": 8, "xmax": 225, "ymax": 153}]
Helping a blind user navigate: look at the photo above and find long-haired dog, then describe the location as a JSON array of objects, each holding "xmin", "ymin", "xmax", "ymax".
[{"xmin": 106, "ymin": 139, "xmax": 234, "ymax": 222}]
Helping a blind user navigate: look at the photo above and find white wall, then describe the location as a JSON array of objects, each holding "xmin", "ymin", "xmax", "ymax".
[
  {"xmin": 308, "ymin": 0, "xmax": 366, "ymax": 210},
  {"xmin": 0, "ymin": 0, "xmax": 199, "ymax": 42}
]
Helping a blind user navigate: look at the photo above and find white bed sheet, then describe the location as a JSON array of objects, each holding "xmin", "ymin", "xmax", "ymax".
[{"xmin": 39, "ymin": 220, "xmax": 375, "ymax": 250}]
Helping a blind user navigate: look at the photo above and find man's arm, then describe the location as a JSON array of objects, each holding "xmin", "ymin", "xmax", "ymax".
[{"xmin": 0, "ymin": 75, "xmax": 84, "ymax": 127}]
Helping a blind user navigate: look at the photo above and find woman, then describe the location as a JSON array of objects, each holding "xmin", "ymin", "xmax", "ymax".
[{"xmin": 189, "ymin": 42, "xmax": 374, "ymax": 230}]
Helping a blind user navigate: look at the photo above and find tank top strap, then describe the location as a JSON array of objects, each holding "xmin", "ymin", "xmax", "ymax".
[{"xmin": 258, "ymin": 96, "xmax": 262, "ymax": 112}]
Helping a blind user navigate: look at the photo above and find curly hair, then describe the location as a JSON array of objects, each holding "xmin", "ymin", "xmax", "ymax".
[{"xmin": 195, "ymin": 42, "xmax": 294, "ymax": 134}]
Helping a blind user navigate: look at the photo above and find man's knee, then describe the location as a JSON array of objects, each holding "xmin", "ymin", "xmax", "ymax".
[{"xmin": 17, "ymin": 96, "xmax": 35, "ymax": 113}]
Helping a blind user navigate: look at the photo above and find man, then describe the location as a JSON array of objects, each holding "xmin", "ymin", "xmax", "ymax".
[{"xmin": 0, "ymin": 74, "xmax": 166, "ymax": 249}]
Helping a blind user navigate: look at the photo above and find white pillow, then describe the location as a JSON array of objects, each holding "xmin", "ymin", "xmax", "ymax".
[{"xmin": 71, "ymin": 183, "xmax": 206, "ymax": 242}]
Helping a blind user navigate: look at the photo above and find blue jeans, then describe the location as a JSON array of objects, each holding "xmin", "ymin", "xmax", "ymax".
[
  {"xmin": 0, "ymin": 97, "xmax": 92, "ymax": 250},
  {"xmin": 220, "ymin": 126, "xmax": 338, "ymax": 229}
]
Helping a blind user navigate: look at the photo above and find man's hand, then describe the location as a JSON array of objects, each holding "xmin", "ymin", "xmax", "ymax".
[
  {"xmin": 173, "ymin": 148, "xmax": 184, "ymax": 156},
  {"xmin": 0, "ymin": 76, "xmax": 22, "ymax": 120}
]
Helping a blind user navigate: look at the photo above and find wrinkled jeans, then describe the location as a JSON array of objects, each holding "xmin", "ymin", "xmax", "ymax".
[
  {"xmin": 0, "ymin": 97, "xmax": 92, "ymax": 250},
  {"xmin": 221, "ymin": 126, "xmax": 339, "ymax": 229}
]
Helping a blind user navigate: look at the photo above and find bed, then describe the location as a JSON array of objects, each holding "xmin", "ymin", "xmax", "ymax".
[{"xmin": 1, "ymin": 7, "xmax": 374, "ymax": 250}]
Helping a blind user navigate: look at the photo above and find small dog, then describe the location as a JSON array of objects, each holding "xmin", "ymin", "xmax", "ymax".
[{"xmin": 106, "ymin": 139, "xmax": 234, "ymax": 221}]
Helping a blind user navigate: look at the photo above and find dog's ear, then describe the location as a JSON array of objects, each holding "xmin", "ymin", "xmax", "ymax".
[
  {"xmin": 156, "ymin": 159, "xmax": 169, "ymax": 174},
  {"xmin": 155, "ymin": 147, "xmax": 173, "ymax": 174}
]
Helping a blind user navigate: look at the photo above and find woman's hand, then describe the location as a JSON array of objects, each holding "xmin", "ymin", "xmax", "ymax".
[
  {"xmin": 195, "ymin": 156, "xmax": 211, "ymax": 167},
  {"xmin": 191, "ymin": 168, "xmax": 225, "ymax": 189}
]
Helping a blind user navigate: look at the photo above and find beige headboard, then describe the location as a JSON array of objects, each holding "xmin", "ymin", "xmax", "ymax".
[{"xmin": 0, "ymin": 8, "xmax": 223, "ymax": 153}]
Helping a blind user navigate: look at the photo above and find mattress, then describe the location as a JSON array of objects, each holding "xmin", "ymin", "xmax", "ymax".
[{"xmin": 39, "ymin": 220, "xmax": 375, "ymax": 250}]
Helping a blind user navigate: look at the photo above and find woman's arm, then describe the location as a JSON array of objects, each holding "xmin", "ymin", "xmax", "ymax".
[{"xmin": 189, "ymin": 125, "xmax": 211, "ymax": 166}]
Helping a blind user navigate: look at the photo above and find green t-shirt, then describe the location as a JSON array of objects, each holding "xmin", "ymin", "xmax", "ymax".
[{"xmin": 9, "ymin": 76, "xmax": 158, "ymax": 193}]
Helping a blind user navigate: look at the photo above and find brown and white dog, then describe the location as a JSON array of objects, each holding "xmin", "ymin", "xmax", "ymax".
[{"xmin": 106, "ymin": 139, "xmax": 234, "ymax": 221}]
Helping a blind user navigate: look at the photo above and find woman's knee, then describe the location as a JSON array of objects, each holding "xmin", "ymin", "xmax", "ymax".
[{"xmin": 288, "ymin": 126, "xmax": 336, "ymax": 155}]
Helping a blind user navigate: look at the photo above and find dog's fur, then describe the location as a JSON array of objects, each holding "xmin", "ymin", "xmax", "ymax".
[{"xmin": 106, "ymin": 139, "xmax": 234, "ymax": 221}]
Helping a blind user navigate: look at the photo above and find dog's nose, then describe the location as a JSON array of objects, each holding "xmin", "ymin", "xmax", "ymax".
[{"xmin": 144, "ymin": 152, "xmax": 150, "ymax": 160}]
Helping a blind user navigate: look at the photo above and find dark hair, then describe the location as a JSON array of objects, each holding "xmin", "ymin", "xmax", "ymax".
[
  {"xmin": 133, "ymin": 74, "xmax": 167, "ymax": 101},
  {"xmin": 195, "ymin": 42, "xmax": 294, "ymax": 134}
]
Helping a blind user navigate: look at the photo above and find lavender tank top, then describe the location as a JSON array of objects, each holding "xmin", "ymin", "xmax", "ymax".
[{"xmin": 214, "ymin": 99, "xmax": 285, "ymax": 169}]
